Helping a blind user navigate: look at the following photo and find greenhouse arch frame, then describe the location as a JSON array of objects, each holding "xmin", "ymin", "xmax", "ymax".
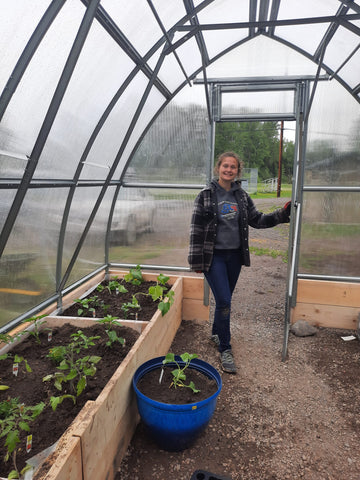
[{"xmin": 1, "ymin": 1, "xmax": 360, "ymax": 353}]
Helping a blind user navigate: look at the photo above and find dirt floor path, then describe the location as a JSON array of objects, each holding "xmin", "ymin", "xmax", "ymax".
[{"xmin": 117, "ymin": 198, "xmax": 360, "ymax": 480}]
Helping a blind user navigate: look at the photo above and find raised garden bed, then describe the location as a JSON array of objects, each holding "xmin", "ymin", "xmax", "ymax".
[{"xmin": 0, "ymin": 270, "xmax": 209, "ymax": 480}]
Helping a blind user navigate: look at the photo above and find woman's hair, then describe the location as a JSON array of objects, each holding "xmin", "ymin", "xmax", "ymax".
[{"xmin": 214, "ymin": 151, "xmax": 244, "ymax": 178}]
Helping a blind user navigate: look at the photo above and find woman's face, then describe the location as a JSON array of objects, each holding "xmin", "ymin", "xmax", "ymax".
[{"xmin": 218, "ymin": 156, "xmax": 239, "ymax": 183}]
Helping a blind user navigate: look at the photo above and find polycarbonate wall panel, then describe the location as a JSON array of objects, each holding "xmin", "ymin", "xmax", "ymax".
[
  {"xmin": 113, "ymin": 86, "xmax": 167, "ymax": 180},
  {"xmin": 305, "ymin": 81, "xmax": 360, "ymax": 186},
  {"xmin": 0, "ymin": 190, "xmax": 16, "ymax": 233},
  {"xmin": 0, "ymin": 150, "xmax": 28, "ymax": 178},
  {"xmin": 205, "ymin": 36, "xmax": 317, "ymax": 79},
  {"xmin": 0, "ymin": 1, "xmax": 84, "ymax": 154},
  {"xmin": 0, "ymin": 188, "xmax": 69, "ymax": 328},
  {"xmin": 221, "ymin": 90, "xmax": 295, "ymax": 116},
  {"xmin": 276, "ymin": 0, "xmax": 338, "ymax": 56},
  {"xmin": 196, "ymin": 0, "xmax": 249, "ymax": 59},
  {"xmin": 35, "ymin": 19, "xmax": 135, "ymax": 179},
  {"xmin": 61, "ymin": 187, "xmax": 107, "ymax": 283},
  {"xmin": 0, "ymin": 1, "xmax": 49, "ymax": 93},
  {"xmin": 298, "ymin": 192, "xmax": 360, "ymax": 277},
  {"xmin": 123, "ymin": 84, "xmax": 208, "ymax": 184},
  {"xmin": 100, "ymin": 0, "xmax": 163, "ymax": 57},
  {"xmin": 323, "ymin": 26, "xmax": 360, "ymax": 88},
  {"xmin": 150, "ymin": 0, "xmax": 186, "ymax": 30},
  {"xmin": 82, "ymin": 72, "xmax": 151, "ymax": 182},
  {"xmin": 150, "ymin": 38, "xmax": 201, "ymax": 92},
  {"xmin": 109, "ymin": 188, "xmax": 197, "ymax": 269},
  {"xmin": 64, "ymin": 187, "xmax": 115, "ymax": 289}
]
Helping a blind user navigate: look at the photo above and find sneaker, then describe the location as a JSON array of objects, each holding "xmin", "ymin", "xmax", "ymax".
[
  {"xmin": 211, "ymin": 334, "xmax": 220, "ymax": 347},
  {"xmin": 220, "ymin": 349, "xmax": 237, "ymax": 374}
]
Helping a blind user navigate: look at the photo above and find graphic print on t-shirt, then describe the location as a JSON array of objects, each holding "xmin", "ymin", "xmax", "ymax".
[{"xmin": 218, "ymin": 200, "xmax": 238, "ymax": 220}]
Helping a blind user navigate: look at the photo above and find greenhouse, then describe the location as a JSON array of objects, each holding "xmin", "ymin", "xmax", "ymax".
[{"xmin": 1, "ymin": 1, "xmax": 360, "ymax": 479}]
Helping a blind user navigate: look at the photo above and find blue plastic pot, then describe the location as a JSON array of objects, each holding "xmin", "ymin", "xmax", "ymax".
[{"xmin": 132, "ymin": 356, "xmax": 222, "ymax": 451}]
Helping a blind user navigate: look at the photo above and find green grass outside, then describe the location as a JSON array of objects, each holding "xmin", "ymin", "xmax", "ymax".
[{"xmin": 249, "ymin": 246, "xmax": 288, "ymax": 263}]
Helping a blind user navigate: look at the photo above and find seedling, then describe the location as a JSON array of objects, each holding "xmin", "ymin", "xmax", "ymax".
[
  {"xmin": 97, "ymin": 315, "xmax": 125, "ymax": 347},
  {"xmin": 0, "ymin": 397, "xmax": 45, "ymax": 479},
  {"xmin": 146, "ymin": 274, "xmax": 175, "ymax": 316},
  {"xmin": 124, "ymin": 264, "xmax": 143, "ymax": 286},
  {"xmin": 121, "ymin": 297, "xmax": 141, "ymax": 319},
  {"xmin": 74, "ymin": 295, "xmax": 100, "ymax": 317},
  {"xmin": 162, "ymin": 353, "xmax": 200, "ymax": 393},
  {"xmin": 0, "ymin": 333, "xmax": 19, "ymax": 345},
  {"xmin": 20, "ymin": 314, "xmax": 48, "ymax": 345},
  {"xmin": 44, "ymin": 330, "xmax": 101, "ymax": 397},
  {"xmin": 0, "ymin": 354, "xmax": 32, "ymax": 375},
  {"xmin": 107, "ymin": 279, "xmax": 127, "ymax": 294}
]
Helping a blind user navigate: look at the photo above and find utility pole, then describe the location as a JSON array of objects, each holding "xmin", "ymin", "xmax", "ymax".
[{"xmin": 277, "ymin": 120, "xmax": 284, "ymax": 198}]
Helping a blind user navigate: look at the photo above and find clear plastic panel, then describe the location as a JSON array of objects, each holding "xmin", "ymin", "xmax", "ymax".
[
  {"xmin": 0, "ymin": 190, "xmax": 16, "ymax": 233},
  {"xmin": 0, "ymin": 150, "xmax": 28, "ymax": 178},
  {"xmin": 0, "ymin": 0, "xmax": 49, "ymax": 93},
  {"xmin": 196, "ymin": 0, "xmax": 249, "ymax": 59},
  {"xmin": 221, "ymin": 90, "xmax": 295, "ymax": 116},
  {"xmin": 205, "ymin": 36, "xmax": 318, "ymax": 78},
  {"xmin": 113, "ymin": 85, "xmax": 167, "ymax": 180},
  {"xmin": 202, "ymin": 30, "xmax": 249, "ymax": 60},
  {"xmin": 276, "ymin": 0, "xmax": 337, "ymax": 56},
  {"xmin": 123, "ymin": 84, "xmax": 208, "ymax": 185},
  {"xmin": 0, "ymin": 188, "xmax": 69, "ymax": 328},
  {"xmin": 338, "ymin": 47, "xmax": 360, "ymax": 91},
  {"xmin": 34, "ymin": 19, "xmax": 135, "ymax": 179},
  {"xmin": 109, "ymin": 188, "xmax": 198, "ymax": 269},
  {"xmin": 64, "ymin": 187, "xmax": 115, "ymax": 289},
  {"xmin": 305, "ymin": 81, "xmax": 360, "ymax": 186},
  {"xmin": 100, "ymin": 0, "xmax": 163, "ymax": 56},
  {"xmin": 153, "ymin": 50, "xmax": 191, "ymax": 93},
  {"xmin": 150, "ymin": 0, "xmax": 186, "ymax": 30},
  {"xmin": 323, "ymin": 26, "xmax": 360, "ymax": 77},
  {"xmin": 299, "ymin": 192, "xmax": 360, "ymax": 277},
  {"xmin": 0, "ymin": 0, "xmax": 85, "ymax": 154},
  {"xmin": 79, "ymin": 72, "xmax": 150, "ymax": 181}
]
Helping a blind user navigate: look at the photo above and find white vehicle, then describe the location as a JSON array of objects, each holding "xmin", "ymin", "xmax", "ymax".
[{"xmin": 111, "ymin": 188, "xmax": 156, "ymax": 245}]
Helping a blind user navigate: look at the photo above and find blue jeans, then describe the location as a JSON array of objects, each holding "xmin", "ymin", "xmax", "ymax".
[{"xmin": 204, "ymin": 249, "xmax": 242, "ymax": 353}]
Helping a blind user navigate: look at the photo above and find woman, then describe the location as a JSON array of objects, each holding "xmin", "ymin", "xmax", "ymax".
[{"xmin": 188, "ymin": 151, "xmax": 291, "ymax": 374}]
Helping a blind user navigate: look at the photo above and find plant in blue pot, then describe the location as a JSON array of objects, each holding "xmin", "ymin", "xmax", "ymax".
[{"xmin": 132, "ymin": 352, "xmax": 222, "ymax": 451}]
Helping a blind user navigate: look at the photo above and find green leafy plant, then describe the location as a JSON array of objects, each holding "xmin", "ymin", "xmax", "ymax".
[
  {"xmin": 124, "ymin": 264, "xmax": 143, "ymax": 286},
  {"xmin": 0, "ymin": 333, "xmax": 18, "ymax": 345},
  {"xmin": 74, "ymin": 295, "xmax": 101, "ymax": 317},
  {"xmin": 20, "ymin": 314, "xmax": 48, "ymax": 345},
  {"xmin": 162, "ymin": 353, "xmax": 200, "ymax": 393},
  {"xmin": 0, "ymin": 354, "xmax": 32, "ymax": 374},
  {"xmin": 43, "ymin": 330, "xmax": 101, "ymax": 399},
  {"xmin": 97, "ymin": 315, "xmax": 125, "ymax": 347},
  {"xmin": 121, "ymin": 297, "xmax": 141, "ymax": 319},
  {"xmin": 0, "ymin": 397, "xmax": 45, "ymax": 479},
  {"xmin": 148, "ymin": 274, "xmax": 175, "ymax": 316},
  {"xmin": 107, "ymin": 279, "xmax": 128, "ymax": 294}
]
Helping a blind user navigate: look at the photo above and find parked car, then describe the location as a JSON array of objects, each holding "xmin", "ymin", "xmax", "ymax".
[{"xmin": 111, "ymin": 188, "xmax": 156, "ymax": 245}]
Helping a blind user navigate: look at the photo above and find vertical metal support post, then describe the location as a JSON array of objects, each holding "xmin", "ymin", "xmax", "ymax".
[{"xmin": 282, "ymin": 81, "xmax": 310, "ymax": 361}]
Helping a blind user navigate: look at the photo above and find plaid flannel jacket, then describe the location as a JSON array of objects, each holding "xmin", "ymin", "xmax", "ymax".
[{"xmin": 188, "ymin": 180, "xmax": 289, "ymax": 272}]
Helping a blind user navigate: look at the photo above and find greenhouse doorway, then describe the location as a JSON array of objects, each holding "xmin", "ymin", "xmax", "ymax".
[{"xmin": 195, "ymin": 75, "xmax": 327, "ymax": 359}]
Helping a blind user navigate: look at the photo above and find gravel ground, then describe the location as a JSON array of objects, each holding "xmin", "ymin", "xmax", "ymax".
[{"xmin": 117, "ymin": 198, "xmax": 360, "ymax": 480}]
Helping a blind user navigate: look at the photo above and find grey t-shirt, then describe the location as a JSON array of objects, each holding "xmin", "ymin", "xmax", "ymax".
[{"xmin": 214, "ymin": 182, "xmax": 241, "ymax": 250}]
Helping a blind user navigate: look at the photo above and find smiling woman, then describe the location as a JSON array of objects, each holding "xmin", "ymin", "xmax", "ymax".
[{"xmin": 188, "ymin": 150, "xmax": 291, "ymax": 373}]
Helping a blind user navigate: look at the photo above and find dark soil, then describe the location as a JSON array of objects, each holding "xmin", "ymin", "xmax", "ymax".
[
  {"xmin": 137, "ymin": 365, "xmax": 218, "ymax": 404},
  {"xmin": 62, "ymin": 279, "xmax": 171, "ymax": 322},
  {"xmin": 0, "ymin": 322, "xmax": 140, "ymax": 478}
]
